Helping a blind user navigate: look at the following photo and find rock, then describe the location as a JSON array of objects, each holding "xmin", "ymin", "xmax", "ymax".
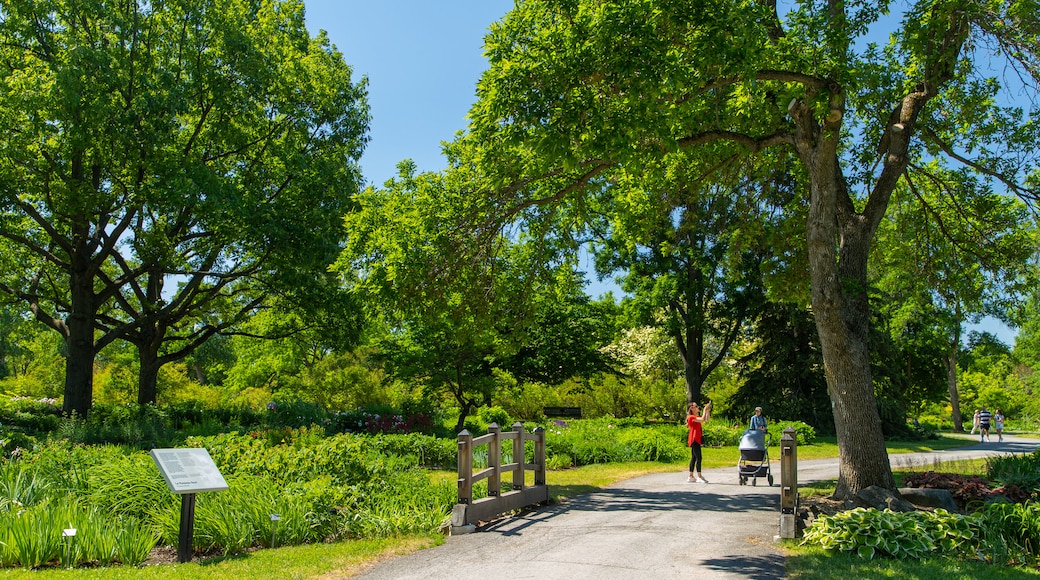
[
  {"xmin": 885, "ymin": 496, "xmax": 917, "ymax": 512},
  {"xmin": 856, "ymin": 485, "xmax": 917, "ymax": 512},
  {"xmin": 898, "ymin": 487, "xmax": 960, "ymax": 513},
  {"xmin": 984, "ymin": 494, "xmax": 1012, "ymax": 506}
]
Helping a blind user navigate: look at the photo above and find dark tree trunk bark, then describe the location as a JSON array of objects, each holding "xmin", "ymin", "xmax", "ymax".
[
  {"xmin": 138, "ymin": 348, "xmax": 161, "ymax": 406},
  {"xmin": 63, "ymin": 270, "xmax": 96, "ymax": 419},
  {"xmin": 807, "ymin": 187, "xmax": 895, "ymax": 497},
  {"xmin": 800, "ymin": 117, "xmax": 896, "ymax": 497}
]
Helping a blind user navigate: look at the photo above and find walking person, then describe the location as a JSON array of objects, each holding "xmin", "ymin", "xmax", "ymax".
[
  {"xmin": 970, "ymin": 409, "xmax": 980, "ymax": 435},
  {"xmin": 749, "ymin": 406, "xmax": 767, "ymax": 431},
  {"xmin": 978, "ymin": 407, "xmax": 992, "ymax": 442},
  {"xmin": 686, "ymin": 401, "xmax": 712, "ymax": 483},
  {"xmin": 994, "ymin": 409, "xmax": 1005, "ymax": 442}
]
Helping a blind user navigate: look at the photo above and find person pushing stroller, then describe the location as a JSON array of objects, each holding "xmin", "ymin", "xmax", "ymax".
[
  {"xmin": 738, "ymin": 407, "xmax": 773, "ymax": 486},
  {"xmin": 750, "ymin": 406, "xmax": 767, "ymax": 432}
]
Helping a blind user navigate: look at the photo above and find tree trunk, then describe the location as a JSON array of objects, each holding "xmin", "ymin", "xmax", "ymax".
[
  {"xmin": 138, "ymin": 348, "xmax": 161, "ymax": 406},
  {"xmin": 805, "ymin": 161, "xmax": 895, "ymax": 499},
  {"xmin": 135, "ymin": 314, "xmax": 163, "ymax": 406},
  {"xmin": 63, "ymin": 272, "xmax": 96, "ymax": 419},
  {"xmin": 944, "ymin": 346, "xmax": 963, "ymax": 432}
]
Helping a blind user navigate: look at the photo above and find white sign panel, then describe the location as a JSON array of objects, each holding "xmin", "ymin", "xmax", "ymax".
[{"xmin": 150, "ymin": 448, "xmax": 229, "ymax": 494}]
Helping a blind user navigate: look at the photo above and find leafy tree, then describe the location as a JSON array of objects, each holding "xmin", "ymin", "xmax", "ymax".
[
  {"xmin": 447, "ymin": 0, "xmax": 1039, "ymax": 497},
  {"xmin": 873, "ymin": 300, "xmax": 948, "ymax": 420},
  {"xmin": 0, "ymin": 0, "xmax": 369, "ymax": 416},
  {"xmin": 872, "ymin": 182, "xmax": 1038, "ymax": 430},
  {"xmin": 1012, "ymin": 290, "xmax": 1040, "ymax": 370},
  {"xmin": 376, "ymin": 317, "xmax": 502, "ymax": 434},
  {"xmin": 591, "ymin": 168, "xmax": 783, "ymax": 404},
  {"xmin": 734, "ymin": 301, "xmax": 832, "ymax": 432},
  {"xmin": 337, "ymin": 163, "xmax": 581, "ymax": 431},
  {"xmin": 498, "ymin": 290, "xmax": 619, "ymax": 386}
]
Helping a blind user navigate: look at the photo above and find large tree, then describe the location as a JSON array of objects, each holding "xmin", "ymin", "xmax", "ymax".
[
  {"xmin": 591, "ymin": 166, "xmax": 784, "ymax": 404},
  {"xmin": 0, "ymin": 0, "xmax": 369, "ymax": 416},
  {"xmin": 447, "ymin": 0, "xmax": 1039, "ymax": 497}
]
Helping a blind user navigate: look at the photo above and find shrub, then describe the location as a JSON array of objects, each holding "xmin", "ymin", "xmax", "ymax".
[
  {"xmin": 768, "ymin": 420, "xmax": 816, "ymax": 445},
  {"xmin": 477, "ymin": 406, "xmax": 512, "ymax": 429},
  {"xmin": 703, "ymin": 422, "xmax": 744, "ymax": 447},
  {"xmin": 616, "ymin": 429, "xmax": 687, "ymax": 462}
]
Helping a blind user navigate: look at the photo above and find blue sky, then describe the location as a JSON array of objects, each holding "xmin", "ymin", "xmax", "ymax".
[
  {"xmin": 303, "ymin": 1, "xmax": 514, "ymax": 187},
  {"xmin": 301, "ymin": 1, "xmax": 1017, "ymax": 345}
]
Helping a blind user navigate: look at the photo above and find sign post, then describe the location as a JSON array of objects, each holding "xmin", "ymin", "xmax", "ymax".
[{"xmin": 150, "ymin": 448, "xmax": 229, "ymax": 563}]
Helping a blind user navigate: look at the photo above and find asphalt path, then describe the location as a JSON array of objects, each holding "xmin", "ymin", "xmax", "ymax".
[{"xmin": 351, "ymin": 434, "xmax": 1040, "ymax": 580}]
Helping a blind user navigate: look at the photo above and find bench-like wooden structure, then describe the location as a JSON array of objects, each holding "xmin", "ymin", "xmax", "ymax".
[{"xmin": 452, "ymin": 422, "xmax": 548, "ymax": 530}]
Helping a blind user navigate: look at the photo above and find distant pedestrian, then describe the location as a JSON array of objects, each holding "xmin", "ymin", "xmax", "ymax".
[
  {"xmin": 686, "ymin": 401, "xmax": 712, "ymax": 483},
  {"xmin": 749, "ymin": 406, "xmax": 767, "ymax": 431},
  {"xmin": 970, "ymin": 409, "xmax": 980, "ymax": 435},
  {"xmin": 978, "ymin": 407, "xmax": 992, "ymax": 442},
  {"xmin": 994, "ymin": 409, "xmax": 1005, "ymax": 442}
]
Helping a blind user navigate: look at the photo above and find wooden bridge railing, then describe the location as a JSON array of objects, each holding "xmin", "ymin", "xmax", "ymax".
[{"xmin": 452, "ymin": 422, "xmax": 548, "ymax": 530}]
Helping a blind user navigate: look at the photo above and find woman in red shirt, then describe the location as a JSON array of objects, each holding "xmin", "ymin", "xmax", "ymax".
[{"xmin": 686, "ymin": 401, "xmax": 712, "ymax": 483}]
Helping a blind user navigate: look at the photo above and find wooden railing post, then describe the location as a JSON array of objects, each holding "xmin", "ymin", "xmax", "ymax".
[
  {"xmin": 457, "ymin": 429, "xmax": 473, "ymax": 504},
  {"xmin": 488, "ymin": 423, "xmax": 501, "ymax": 496},
  {"xmin": 512, "ymin": 422, "xmax": 525, "ymax": 490},
  {"xmin": 534, "ymin": 426, "xmax": 546, "ymax": 486}
]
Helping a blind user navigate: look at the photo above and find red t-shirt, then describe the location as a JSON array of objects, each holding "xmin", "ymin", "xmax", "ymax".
[{"xmin": 687, "ymin": 414, "xmax": 703, "ymax": 446}]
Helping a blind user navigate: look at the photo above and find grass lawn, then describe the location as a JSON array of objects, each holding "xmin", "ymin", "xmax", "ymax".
[
  {"xmin": 784, "ymin": 546, "xmax": 1040, "ymax": 579},
  {"xmin": 0, "ymin": 536, "xmax": 443, "ymax": 579},
  {"xmin": 0, "ymin": 433, "xmax": 1001, "ymax": 579}
]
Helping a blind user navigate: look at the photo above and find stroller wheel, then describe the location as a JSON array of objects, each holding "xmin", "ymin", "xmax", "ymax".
[
  {"xmin": 752, "ymin": 478, "xmax": 757, "ymax": 486},
  {"xmin": 768, "ymin": 474, "xmax": 774, "ymax": 486}
]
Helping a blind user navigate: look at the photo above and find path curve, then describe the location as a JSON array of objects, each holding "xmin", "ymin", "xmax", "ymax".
[{"xmin": 351, "ymin": 434, "xmax": 1040, "ymax": 580}]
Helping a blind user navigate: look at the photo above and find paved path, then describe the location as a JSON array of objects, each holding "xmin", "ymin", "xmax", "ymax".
[{"xmin": 352, "ymin": 434, "xmax": 1040, "ymax": 580}]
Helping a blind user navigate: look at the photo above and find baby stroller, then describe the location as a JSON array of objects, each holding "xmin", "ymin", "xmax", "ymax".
[{"xmin": 737, "ymin": 429, "xmax": 773, "ymax": 486}]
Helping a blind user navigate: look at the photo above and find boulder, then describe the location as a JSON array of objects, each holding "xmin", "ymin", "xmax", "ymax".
[
  {"xmin": 898, "ymin": 487, "xmax": 960, "ymax": 513},
  {"xmin": 856, "ymin": 485, "xmax": 916, "ymax": 512}
]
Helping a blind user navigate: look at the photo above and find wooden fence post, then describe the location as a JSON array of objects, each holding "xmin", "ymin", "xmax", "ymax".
[
  {"xmin": 512, "ymin": 422, "xmax": 525, "ymax": 490},
  {"xmin": 534, "ymin": 426, "xmax": 546, "ymax": 486},
  {"xmin": 457, "ymin": 429, "xmax": 473, "ymax": 504},
  {"xmin": 488, "ymin": 423, "xmax": 501, "ymax": 496}
]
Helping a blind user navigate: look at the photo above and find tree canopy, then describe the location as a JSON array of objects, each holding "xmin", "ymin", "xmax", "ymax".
[
  {"xmin": 0, "ymin": 0, "xmax": 369, "ymax": 417},
  {"xmin": 441, "ymin": 0, "xmax": 1039, "ymax": 497}
]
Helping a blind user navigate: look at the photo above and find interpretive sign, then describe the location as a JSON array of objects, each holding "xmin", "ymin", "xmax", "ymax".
[{"xmin": 150, "ymin": 448, "xmax": 228, "ymax": 494}]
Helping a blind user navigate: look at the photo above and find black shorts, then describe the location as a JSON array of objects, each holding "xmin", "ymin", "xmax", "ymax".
[{"xmin": 980, "ymin": 422, "xmax": 990, "ymax": 430}]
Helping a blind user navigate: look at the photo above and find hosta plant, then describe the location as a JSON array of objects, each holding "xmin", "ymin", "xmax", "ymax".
[{"xmin": 801, "ymin": 507, "xmax": 977, "ymax": 560}]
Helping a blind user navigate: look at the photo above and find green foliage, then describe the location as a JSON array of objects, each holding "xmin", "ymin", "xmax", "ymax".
[
  {"xmin": 0, "ymin": 429, "xmax": 457, "ymax": 567},
  {"xmin": 0, "ymin": 463, "xmax": 48, "ymax": 512},
  {"xmin": 768, "ymin": 421, "xmax": 817, "ymax": 446},
  {"xmin": 0, "ymin": 496, "xmax": 157, "ymax": 569},
  {"xmin": 801, "ymin": 508, "xmax": 977, "ymax": 560},
  {"xmin": 986, "ymin": 451, "xmax": 1040, "ymax": 492},
  {"xmin": 0, "ymin": 0, "xmax": 370, "ymax": 418},
  {"xmin": 477, "ymin": 406, "xmax": 513, "ymax": 429},
  {"xmin": 973, "ymin": 501, "xmax": 1040, "ymax": 567},
  {"xmin": 546, "ymin": 419, "xmax": 692, "ymax": 467},
  {"xmin": 733, "ymin": 302, "xmax": 833, "ymax": 434}
]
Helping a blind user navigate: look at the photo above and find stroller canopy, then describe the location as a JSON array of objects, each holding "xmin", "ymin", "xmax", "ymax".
[{"xmin": 739, "ymin": 428, "xmax": 767, "ymax": 451}]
